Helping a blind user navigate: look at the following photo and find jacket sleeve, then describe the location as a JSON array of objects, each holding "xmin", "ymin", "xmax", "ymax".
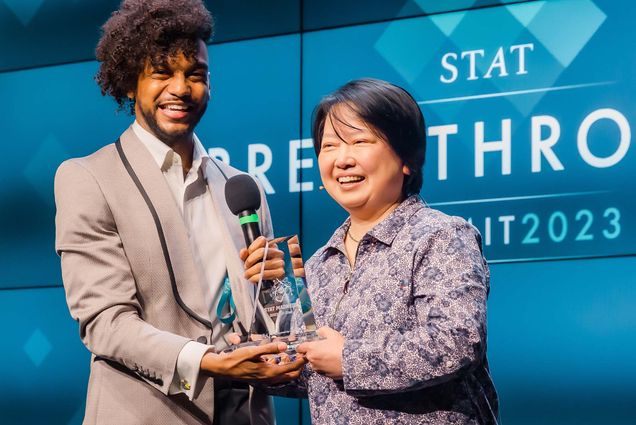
[
  {"xmin": 55, "ymin": 159, "xmax": 190, "ymax": 394},
  {"xmin": 341, "ymin": 219, "xmax": 489, "ymax": 396}
]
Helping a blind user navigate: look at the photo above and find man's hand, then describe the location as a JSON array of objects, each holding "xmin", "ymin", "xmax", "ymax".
[
  {"xmin": 225, "ymin": 333, "xmax": 296, "ymax": 365},
  {"xmin": 200, "ymin": 341, "xmax": 305, "ymax": 384},
  {"xmin": 296, "ymin": 327, "xmax": 344, "ymax": 380},
  {"xmin": 240, "ymin": 236, "xmax": 285, "ymax": 283}
]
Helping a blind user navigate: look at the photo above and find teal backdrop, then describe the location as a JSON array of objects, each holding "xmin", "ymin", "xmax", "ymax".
[{"xmin": 1, "ymin": 1, "xmax": 634, "ymax": 424}]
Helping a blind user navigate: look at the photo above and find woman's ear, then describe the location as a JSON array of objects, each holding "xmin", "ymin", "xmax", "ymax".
[{"xmin": 402, "ymin": 165, "xmax": 411, "ymax": 175}]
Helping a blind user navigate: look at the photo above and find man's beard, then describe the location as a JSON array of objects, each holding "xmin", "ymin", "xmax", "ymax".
[{"xmin": 140, "ymin": 103, "xmax": 207, "ymax": 146}]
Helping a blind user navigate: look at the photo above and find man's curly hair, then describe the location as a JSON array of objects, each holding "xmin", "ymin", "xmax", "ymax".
[{"xmin": 95, "ymin": 0, "xmax": 213, "ymax": 113}]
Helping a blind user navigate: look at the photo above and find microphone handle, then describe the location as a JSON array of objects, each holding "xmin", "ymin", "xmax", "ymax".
[
  {"xmin": 237, "ymin": 210, "xmax": 275, "ymax": 320},
  {"xmin": 238, "ymin": 210, "xmax": 261, "ymax": 247}
]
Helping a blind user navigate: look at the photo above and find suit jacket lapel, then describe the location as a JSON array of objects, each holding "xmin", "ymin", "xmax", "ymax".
[
  {"xmin": 202, "ymin": 160, "xmax": 260, "ymax": 329},
  {"xmin": 119, "ymin": 127, "xmax": 210, "ymax": 326}
]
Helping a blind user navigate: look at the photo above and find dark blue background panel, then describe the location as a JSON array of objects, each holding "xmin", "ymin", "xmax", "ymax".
[
  {"xmin": 488, "ymin": 256, "xmax": 636, "ymax": 425},
  {"xmin": 0, "ymin": 0, "xmax": 300, "ymax": 72},
  {"xmin": 0, "ymin": 287, "xmax": 89, "ymax": 425},
  {"xmin": 209, "ymin": 0, "xmax": 300, "ymax": 43},
  {"xmin": 302, "ymin": 0, "xmax": 534, "ymax": 31},
  {"xmin": 0, "ymin": 61, "xmax": 130, "ymax": 289},
  {"xmin": 0, "ymin": 0, "xmax": 118, "ymax": 72}
]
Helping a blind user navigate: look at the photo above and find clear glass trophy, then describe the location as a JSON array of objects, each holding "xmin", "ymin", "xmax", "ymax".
[{"xmin": 226, "ymin": 235, "xmax": 320, "ymax": 356}]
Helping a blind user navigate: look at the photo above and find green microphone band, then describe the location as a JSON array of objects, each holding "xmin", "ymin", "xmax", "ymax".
[{"xmin": 239, "ymin": 213, "xmax": 260, "ymax": 225}]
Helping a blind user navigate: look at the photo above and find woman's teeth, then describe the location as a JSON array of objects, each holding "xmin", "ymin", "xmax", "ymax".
[{"xmin": 338, "ymin": 176, "xmax": 364, "ymax": 183}]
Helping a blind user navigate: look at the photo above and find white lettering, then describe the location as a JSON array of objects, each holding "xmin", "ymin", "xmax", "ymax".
[
  {"xmin": 289, "ymin": 138, "xmax": 314, "ymax": 192},
  {"xmin": 509, "ymin": 43, "xmax": 534, "ymax": 75},
  {"xmin": 440, "ymin": 52, "xmax": 458, "ymax": 84},
  {"xmin": 208, "ymin": 147, "xmax": 230, "ymax": 164},
  {"xmin": 484, "ymin": 47, "xmax": 508, "ymax": 79},
  {"xmin": 461, "ymin": 49, "xmax": 485, "ymax": 81},
  {"xmin": 531, "ymin": 115, "xmax": 564, "ymax": 172},
  {"xmin": 498, "ymin": 215, "xmax": 516, "ymax": 245},
  {"xmin": 578, "ymin": 108, "xmax": 631, "ymax": 168},
  {"xmin": 475, "ymin": 119, "xmax": 511, "ymax": 177},
  {"xmin": 428, "ymin": 124, "xmax": 458, "ymax": 180},
  {"xmin": 248, "ymin": 144, "xmax": 275, "ymax": 194}
]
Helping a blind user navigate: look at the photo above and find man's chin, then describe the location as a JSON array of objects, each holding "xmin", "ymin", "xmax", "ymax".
[{"xmin": 154, "ymin": 123, "xmax": 194, "ymax": 142}]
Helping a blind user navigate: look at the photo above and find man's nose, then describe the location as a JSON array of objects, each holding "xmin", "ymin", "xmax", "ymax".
[{"xmin": 167, "ymin": 73, "xmax": 190, "ymax": 96}]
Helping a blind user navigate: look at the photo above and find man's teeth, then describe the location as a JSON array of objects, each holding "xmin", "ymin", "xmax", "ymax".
[
  {"xmin": 162, "ymin": 105, "xmax": 188, "ymax": 111},
  {"xmin": 338, "ymin": 176, "xmax": 364, "ymax": 183}
]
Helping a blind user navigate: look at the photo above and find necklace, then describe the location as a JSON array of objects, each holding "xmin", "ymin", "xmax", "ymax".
[{"xmin": 347, "ymin": 229, "xmax": 361, "ymax": 243}]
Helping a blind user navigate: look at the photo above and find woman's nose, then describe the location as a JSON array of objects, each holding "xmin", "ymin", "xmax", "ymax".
[{"xmin": 334, "ymin": 145, "xmax": 355, "ymax": 168}]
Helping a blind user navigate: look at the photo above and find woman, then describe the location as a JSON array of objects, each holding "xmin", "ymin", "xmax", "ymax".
[{"xmin": 244, "ymin": 78, "xmax": 499, "ymax": 424}]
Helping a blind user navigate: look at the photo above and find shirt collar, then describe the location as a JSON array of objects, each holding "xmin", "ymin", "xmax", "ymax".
[
  {"xmin": 132, "ymin": 120, "xmax": 209, "ymax": 173},
  {"xmin": 323, "ymin": 195, "xmax": 426, "ymax": 254}
]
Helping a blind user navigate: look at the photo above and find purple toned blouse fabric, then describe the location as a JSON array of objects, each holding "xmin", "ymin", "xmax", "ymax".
[{"xmin": 303, "ymin": 195, "xmax": 499, "ymax": 424}]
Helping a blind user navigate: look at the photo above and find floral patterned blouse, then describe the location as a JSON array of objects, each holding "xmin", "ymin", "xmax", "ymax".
[{"xmin": 303, "ymin": 195, "xmax": 499, "ymax": 425}]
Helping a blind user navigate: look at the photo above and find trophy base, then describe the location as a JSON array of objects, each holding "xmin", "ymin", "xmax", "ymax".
[{"xmin": 222, "ymin": 330, "xmax": 322, "ymax": 362}]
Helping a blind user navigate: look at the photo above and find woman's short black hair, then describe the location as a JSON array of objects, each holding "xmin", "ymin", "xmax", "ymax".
[
  {"xmin": 311, "ymin": 78, "xmax": 427, "ymax": 197},
  {"xmin": 95, "ymin": 0, "xmax": 213, "ymax": 113}
]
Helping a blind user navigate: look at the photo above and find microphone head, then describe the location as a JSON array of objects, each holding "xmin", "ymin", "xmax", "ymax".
[{"xmin": 225, "ymin": 174, "xmax": 261, "ymax": 215}]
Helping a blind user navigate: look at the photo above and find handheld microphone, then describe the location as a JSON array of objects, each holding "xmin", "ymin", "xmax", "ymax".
[{"xmin": 224, "ymin": 174, "xmax": 262, "ymax": 247}]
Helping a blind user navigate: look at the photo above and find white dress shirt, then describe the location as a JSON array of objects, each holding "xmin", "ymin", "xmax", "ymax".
[{"xmin": 133, "ymin": 121, "xmax": 231, "ymax": 399}]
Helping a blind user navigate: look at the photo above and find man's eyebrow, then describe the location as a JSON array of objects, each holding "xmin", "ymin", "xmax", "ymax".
[{"xmin": 148, "ymin": 58, "xmax": 168, "ymax": 68}]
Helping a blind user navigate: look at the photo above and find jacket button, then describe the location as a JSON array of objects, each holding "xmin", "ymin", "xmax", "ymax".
[{"xmin": 197, "ymin": 336, "xmax": 208, "ymax": 344}]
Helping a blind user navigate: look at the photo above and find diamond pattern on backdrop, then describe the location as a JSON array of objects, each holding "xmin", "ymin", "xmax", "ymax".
[
  {"xmin": 522, "ymin": 0, "xmax": 606, "ymax": 68},
  {"xmin": 3, "ymin": 0, "xmax": 45, "ymax": 26},
  {"xmin": 22, "ymin": 134, "xmax": 70, "ymax": 208},
  {"xmin": 374, "ymin": 0, "xmax": 607, "ymax": 118},
  {"xmin": 374, "ymin": 17, "xmax": 447, "ymax": 85},
  {"xmin": 23, "ymin": 328, "xmax": 52, "ymax": 367}
]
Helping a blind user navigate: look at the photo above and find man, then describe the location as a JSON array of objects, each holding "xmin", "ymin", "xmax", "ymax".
[{"xmin": 54, "ymin": 1, "xmax": 303, "ymax": 424}]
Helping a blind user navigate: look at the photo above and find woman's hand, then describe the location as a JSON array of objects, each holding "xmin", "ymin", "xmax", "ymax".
[
  {"xmin": 287, "ymin": 235, "xmax": 306, "ymax": 278},
  {"xmin": 296, "ymin": 326, "xmax": 344, "ymax": 380}
]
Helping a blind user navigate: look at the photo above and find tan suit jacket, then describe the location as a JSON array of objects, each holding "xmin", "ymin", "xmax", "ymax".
[{"xmin": 55, "ymin": 127, "xmax": 275, "ymax": 424}]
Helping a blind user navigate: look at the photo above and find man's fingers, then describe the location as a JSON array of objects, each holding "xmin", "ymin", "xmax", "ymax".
[
  {"xmin": 249, "ymin": 333, "xmax": 266, "ymax": 342},
  {"xmin": 288, "ymin": 243, "xmax": 302, "ymax": 257},
  {"xmin": 244, "ymin": 247, "xmax": 284, "ymax": 269},
  {"xmin": 247, "ymin": 271, "xmax": 285, "ymax": 284},
  {"xmin": 247, "ymin": 341, "xmax": 288, "ymax": 357},
  {"xmin": 291, "ymin": 259, "xmax": 305, "ymax": 278},
  {"xmin": 244, "ymin": 258, "xmax": 284, "ymax": 274},
  {"xmin": 244, "ymin": 260, "xmax": 285, "ymax": 282},
  {"xmin": 226, "ymin": 332, "xmax": 242, "ymax": 345},
  {"xmin": 270, "ymin": 356, "xmax": 306, "ymax": 373},
  {"xmin": 245, "ymin": 236, "xmax": 267, "ymax": 254}
]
